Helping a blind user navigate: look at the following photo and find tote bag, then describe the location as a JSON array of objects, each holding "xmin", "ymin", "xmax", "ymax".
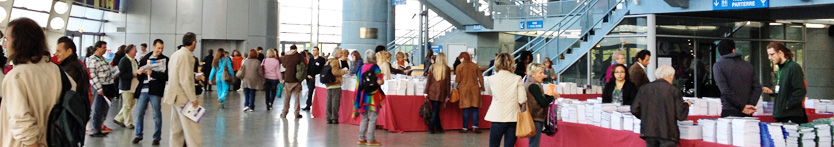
[{"xmin": 516, "ymin": 102, "xmax": 536, "ymax": 138}]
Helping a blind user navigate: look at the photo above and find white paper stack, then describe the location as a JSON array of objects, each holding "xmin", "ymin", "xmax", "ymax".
[
  {"xmin": 799, "ymin": 126, "xmax": 815, "ymax": 147},
  {"xmin": 584, "ymin": 103, "xmax": 596, "ymax": 125},
  {"xmin": 560, "ymin": 103, "xmax": 571, "ymax": 122},
  {"xmin": 765, "ymin": 123, "xmax": 787, "ymax": 147},
  {"xmin": 705, "ymin": 98, "xmax": 723, "ymax": 116},
  {"xmin": 623, "ymin": 114, "xmax": 634, "ymax": 131},
  {"xmin": 633, "ymin": 118, "xmax": 641, "ymax": 134},
  {"xmin": 567, "ymin": 103, "xmax": 578, "ymax": 123},
  {"xmin": 685, "ymin": 98, "xmax": 709, "ymax": 115},
  {"xmin": 600, "ymin": 111, "xmax": 612, "ymax": 128},
  {"xmin": 414, "ymin": 80, "xmax": 426, "ymax": 96},
  {"xmin": 699, "ymin": 119, "xmax": 717, "ymax": 142},
  {"xmin": 784, "ymin": 123, "xmax": 800, "ymax": 147},
  {"xmin": 396, "ymin": 79, "xmax": 408, "ymax": 95},
  {"xmin": 716, "ymin": 118, "xmax": 734, "ymax": 145},
  {"xmin": 384, "ymin": 80, "xmax": 398, "ymax": 94},
  {"xmin": 679, "ymin": 121, "xmax": 703, "ymax": 140},
  {"xmin": 814, "ymin": 124, "xmax": 831, "ymax": 147},
  {"xmin": 577, "ymin": 103, "xmax": 587, "ymax": 124},
  {"xmin": 483, "ymin": 76, "xmax": 492, "ymax": 95},
  {"xmin": 611, "ymin": 111, "xmax": 623, "ymax": 130},
  {"xmin": 407, "ymin": 79, "xmax": 416, "ymax": 95},
  {"xmin": 731, "ymin": 118, "xmax": 761, "ymax": 147},
  {"xmin": 592, "ymin": 103, "xmax": 602, "ymax": 127}
]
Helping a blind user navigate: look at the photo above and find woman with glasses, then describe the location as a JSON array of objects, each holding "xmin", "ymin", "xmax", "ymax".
[{"xmin": 602, "ymin": 64, "xmax": 638, "ymax": 105}]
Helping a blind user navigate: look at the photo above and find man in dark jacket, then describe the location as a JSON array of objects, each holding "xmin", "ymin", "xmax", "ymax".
[
  {"xmin": 763, "ymin": 42, "xmax": 807, "ymax": 123},
  {"xmin": 303, "ymin": 46, "xmax": 326, "ymax": 111},
  {"xmin": 201, "ymin": 49, "xmax": 213, "ymax": 91},
  {"xmin": 257, "ymin": 47, "xmax": 265, "ymax": 62},
  {"xmin": 132, "ymin": 39, "xmax": 169, "ymax": 145},
  {"xmin": 629, "ymin": 50, "xmax": 651, "ymax": 88},
  {"xmin": 114, "ymin": 44, "xmax": 140, "ymax": 129},
  {"xmin": 281, "ymin": 45, "xmax": 305, "ymax": 118},
  {"xmin": 631, "ymin": 65, "xmax": 691, "ymax": 147},
  {"xmin": 55, "ymin": 37, "xmax": 90, "ymax": 102},
  {"xmin": 713, "ymin": 40, "xmax": 763, "ymax": 117}
]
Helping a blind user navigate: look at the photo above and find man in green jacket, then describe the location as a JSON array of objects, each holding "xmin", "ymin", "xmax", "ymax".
[{"xmin": 763, "ymin": 42, "xmax": 807, "ymax": 123}]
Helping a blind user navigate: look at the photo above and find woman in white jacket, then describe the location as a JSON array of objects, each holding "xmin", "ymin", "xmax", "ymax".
[{"xmin": 484, "ymin": 53, "xmax": 527, "ymax": 147}]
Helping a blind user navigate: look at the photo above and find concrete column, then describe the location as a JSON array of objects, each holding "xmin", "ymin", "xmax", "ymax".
[
  {"xmin": 646, "ymin": 14, "xmax": 657, "ymax": 81},
  {"xmin": 341, "ymin": 0, "xmax": 389, "ymax": 51}
]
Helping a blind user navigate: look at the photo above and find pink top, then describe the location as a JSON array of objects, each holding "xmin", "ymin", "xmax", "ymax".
[{"xmin": 262, "ymin": 58, "xmax": 283, "ymax": 81}]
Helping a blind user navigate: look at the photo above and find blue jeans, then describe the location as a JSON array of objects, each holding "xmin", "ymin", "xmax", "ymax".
[
  {"xmin": 529, "ymin": 121, "xmax": 543, "ymax": 147},
  {"xmin": 134, "ymin": 92, "xmax": 162, "ymax": 140},
  {"xmin": 489, "ymin": 122, "xmax": 517, "ymax": 147},
  {"xmin": 264, "ymin": 79, "xmax": 279, "ymax": 108},
  {"xmin": 90, "ymin": 92, "xmax": 110, "ymax": 134},
  {"xmin": 462, "ymin": 107, "xmax": 479, "ymax": 129},
  {"xmin": 429, "ymin": 100, "xmax": 442, "ymax": 131},
  {"xmin": 244, "ymin": 88, "xmax": 256, "ymax": 109}
]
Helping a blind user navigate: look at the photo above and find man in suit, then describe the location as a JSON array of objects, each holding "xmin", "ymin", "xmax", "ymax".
[
  {"xmin": 629, "ymin": 50, "xmax": 651, "ymax": 88},
  {"xmin": 163, "ymin": 32, "xmax": 202, "ymax": 147},
  {"xmin": 713, "ymin": 40, "xmax": 762, "ymax": 117}
]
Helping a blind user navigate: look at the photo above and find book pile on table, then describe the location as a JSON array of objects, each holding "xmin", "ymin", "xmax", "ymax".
[
  {"xmin": 760, "ymin": 122, "xmax": 786, "ymax": 147},
  {"xmin": 783, "ymin": 123, "xmax": 800, "ymax": 147},
  {"xmin": 731, "ymin": 118, "xmax": 761, "ymax": 147}
]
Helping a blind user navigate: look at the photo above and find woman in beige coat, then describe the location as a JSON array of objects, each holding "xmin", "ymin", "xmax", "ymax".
[
  {"xmin": 0, "ymin": 18, "xmax": 76, "ymax": 147},
  {"xmin": 485, "ymin": 53, "xmax": 527, "ymax": 147},
  {"xmin": 454, "ymin": 52, "xmax": 484, "ymax": 133},
  {"xmin": 240, "ymin": 49, "xmax": 265, "ymax": 112}
]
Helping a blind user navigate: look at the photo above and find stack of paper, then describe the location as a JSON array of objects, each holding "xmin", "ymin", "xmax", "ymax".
[
  {"xmin": 685, "ymin": 97, "xmax": 708, "ymax": 115},
  {"xmin": 560, "ymin": 103, "xmax": 571, "ymax": 122},
  {"xmin": 585, "ymin": 103, "xmax": 597, "ymax": 125},
  {"xmin": 679, "ymin": 121, "xmax": 702, "ymax": 140},
  {"xmin": 731, "ymin": 118, "xmax": 761, "ymax": 147},
  {"xmin": 633, "ymin": 118, "xmax": 641, "ymax": 134},
  {"xmin": 814, "ymin": 124, "xmax": 831, "ymax": 147},
  {"xmin": 799, "ymin": 126, "xmax": 816, "ymax": 147},
  {"xmin": 577, "ymin": 103, "xmax": 587, "ymax": 124},
  {"xmin": 705, "ymin": 98, "xmax": 722, "ymax": 116},
  {"xmin": 766, "ymin": 123, "xmax": 787, "ymax": 147},
  {"xmin": 483, "ymin": 77, "xmax": 491, "ymax": 95},
  {"xmin": 611, "ymin": 111, "xmax": 623, "ymax": 130},
  {"xmin": 406, "ymin": 79, "xmax": 416, "ymax": 95},
  {"xmin": 716, "ymin": 118, "xmax": 734, "ymax": 145},
  {"xmin": 396, "ymin": 79, "xmax": 408, "ymax": 95},
  {"xmin": 591, "ymin": 103, "xmax": 602, "ymax": 127},
  {"xmin": 784, "ymin": 123, "xmax": 800, "ymax": 147},
  {"xmin": 700, "ymin": 119, "xmax": 718, "ymax": 142},
  {"xmin": 600, "ymin": 111, "xmax": 612, "ymax": 128},
  {"xmin": 623, "ymin": 114, "xmax": 634, "ymax": 131}
]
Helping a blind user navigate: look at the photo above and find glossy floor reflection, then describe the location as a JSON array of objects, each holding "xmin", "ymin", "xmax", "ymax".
[{"xmin": 84, "ymin": 85, "xmax": 490, "ymax": 147}]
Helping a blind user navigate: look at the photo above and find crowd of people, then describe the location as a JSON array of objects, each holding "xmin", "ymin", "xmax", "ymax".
[{"xmin": 0, "ymin": 16, "xmax": 808, "ymax": 147}]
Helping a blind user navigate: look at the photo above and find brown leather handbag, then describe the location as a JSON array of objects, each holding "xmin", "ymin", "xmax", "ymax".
[
  {"xmin": 516, "ymin": 102, "xmax": 536, "ymax": 138},
  {"xmin": 450, "ymin": 89, "xmax": 460, "ymax": 103}
]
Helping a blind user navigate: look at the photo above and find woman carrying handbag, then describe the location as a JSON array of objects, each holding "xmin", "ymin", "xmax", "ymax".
[
  {"xmin": 485, "ymin": 53, "xmax": 528, "ymax": 147},
  {"xmin": 209, "ymin": 49, "xmax": 235, "ymax": 108},
  {"xmin": 521, "ymin": 63, "xmax": 557, "ymax": 147},
  {"xmin": 454, "ymin": 52, "xmax": 484, "ymax": 133}
]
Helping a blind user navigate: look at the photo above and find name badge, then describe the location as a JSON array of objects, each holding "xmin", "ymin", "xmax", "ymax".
[{"xmin": 775, "ymin": 86, "xmax": 781, "ymax": 94}]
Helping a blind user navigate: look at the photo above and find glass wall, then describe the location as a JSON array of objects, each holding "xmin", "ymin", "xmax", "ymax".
[
  {"xmin": 559, "ymin": 15, "xmax": 805, "ymax": 99},
  {"xmin": 279, "ymin": 0, "xmax": 343, "ymax": 54}
]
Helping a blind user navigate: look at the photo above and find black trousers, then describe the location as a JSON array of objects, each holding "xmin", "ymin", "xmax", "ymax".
[
  {"xmin": 720, "ymin": 109, "xmax": 752, "ymax": 117},
  {"xmin": 644, "ymin": 137, "xmax": 676, "ymax": 147},
  {"xmin": 775, "ymin": 115, "xmax": 809, "ymax": 124},
  {"xmin": 305, "ymin": 78, "xmax": 315, "ymax": 108}
]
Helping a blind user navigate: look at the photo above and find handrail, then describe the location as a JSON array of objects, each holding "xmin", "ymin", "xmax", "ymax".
[
  {"xmin": 387, "ymin": 16, "xmax": 447, "ymax": 49},
  {"xmin": 540, "ymin": 0, "xmax": 627, "ymax": 66},
  {"xmin": 482, "ymin": 0, "xmax": 594, "ymax": 76}
]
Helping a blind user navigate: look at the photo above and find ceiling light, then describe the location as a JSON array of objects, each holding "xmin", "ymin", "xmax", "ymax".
[
  {"xmin": 806, "ymin": 23, "xmax": 828, "ymax": 28},
  {"xmin": 769, "ymin": 23, "xmax": 782, "ymax": 26}
]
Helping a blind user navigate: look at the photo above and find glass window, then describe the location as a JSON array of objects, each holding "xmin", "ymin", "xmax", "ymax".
[
  {"xmin": 786, "ymin": 24, "xmax": 804, "ymax": 41},
  {"xmin": 561, "ymin": 54, "xmax": 588, "ymax": 85},
  {"xmin": 10, "ymin": 9, "xmax": 49, "ymax": 27},
  {"xmin": 767, "ymin": 24, "xmax": 785, "ymax": 39},
  {"xmin": 14, "ymin": 0, "xmax": 52, "ymax": 12},
  {"xmin": 607, "ymin": 17, "xmax": 647, "ymax": 35}
]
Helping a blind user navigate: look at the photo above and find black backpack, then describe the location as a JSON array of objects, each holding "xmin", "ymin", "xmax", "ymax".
[
  {"xmin": 47, "ymin": 67, "xmax": 91, "ymax": 147},
  {"xmin": 319, "ymin": 63, "xmax": 335, "ymax": 84},
  {"xmin": 359, "ymin": 64, "xmax": 381, "ymax": 94}
]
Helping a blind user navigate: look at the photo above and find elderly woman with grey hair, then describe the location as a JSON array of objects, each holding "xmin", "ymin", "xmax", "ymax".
[
  {"xmin": 604, "ymin": 50, "xmax": 626, "ymax": 84},
  {"xmin": 353, "ymin": 49, "xmax": 386, "ymax": 146},
  {"xmin": 631, "ymin": 65, "xmax": 692, "ymax": 147}
]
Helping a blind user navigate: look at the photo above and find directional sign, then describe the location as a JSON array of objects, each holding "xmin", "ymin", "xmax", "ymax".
[
  {"xmin": 520, "ymin": 21, "xmax": 526, "ymax": 29},
  {"xmin": 430, "ymin": 45, "xmax": 443, "ymax": 53},
  {"xmin": 526, "ymin": 20, "xmax": 544, "ymax": 29},
  {"xmin": 713, "ymin": 0, "xmax": 768, "ymax": 10},
  {"xmin": 473, "ymin": 24, "xmax": 483, "ymax": 31},
  {"xmin": 393, "ymin": 0, "xmax": 406, "ymax": 5}
]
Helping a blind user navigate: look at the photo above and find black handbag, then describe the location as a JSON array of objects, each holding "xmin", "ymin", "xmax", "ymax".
[
  {"xmin": 101, "ymin": 84, "xmax": 118, "ymax": 98},
  {"xmin": 419, "ymin": 101, "xmax": 432, "ymax": 126}
]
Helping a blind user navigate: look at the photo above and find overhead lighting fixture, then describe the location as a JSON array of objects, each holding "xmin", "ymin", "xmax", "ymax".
[
  {"xmin": 806, "ymin": 23, "xmax": 828, "ymax": 28},
  {"xmin": 769, "ymin": 22, "xmax": 782, "ymax": 26}
]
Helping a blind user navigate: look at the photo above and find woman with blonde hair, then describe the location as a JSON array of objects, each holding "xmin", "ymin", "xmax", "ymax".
[
  {"xmin": 262, "ymin": 49, "xmax": 282, "ymax": 110},
  {"xmin": 394, "ymin": 52, "xmax": 412, "ymax": 75},
  {"xmin": 424, "ymin": 53, "xmax": 451, "ymax": 134},
  {"xmin": 485, "ymin": 53, "xmax": 527, "ymax": 147},
  {"xmin": 376, "ymin": 51, "xmax": 393, "ymax": 80},
  {"xmin": 455, "ymin": 52, "xmax": 484, "ymax": 133},
  {"xmin": 524, "ymin": 63, "xmax": 557, "ymax": 147}
]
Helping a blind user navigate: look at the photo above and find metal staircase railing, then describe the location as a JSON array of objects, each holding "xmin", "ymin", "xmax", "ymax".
[
  {"xmin": 386, "ymin": 16, "xmax": 447, "ymax": 50},
  {"xmin": 483, "ymin": 0, "xmax": 626, "ymax": 76}
]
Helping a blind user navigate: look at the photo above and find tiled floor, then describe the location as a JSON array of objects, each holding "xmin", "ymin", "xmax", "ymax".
[{"xmin": 85, "ymin": 85, "xmax": 490, "ymax": 147}]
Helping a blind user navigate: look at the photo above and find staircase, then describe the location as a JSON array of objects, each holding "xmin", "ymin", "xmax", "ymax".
[
  {"xmin": 484, "ymin": 0, "xmax": 633, "ymax": 76},
  {"xmin": 418, "ymin": 0, "xmax": 494, "ymax": 29},
  {"xmin": 386, "ymin": 16, "xmax": 457, "ymax": 54}
]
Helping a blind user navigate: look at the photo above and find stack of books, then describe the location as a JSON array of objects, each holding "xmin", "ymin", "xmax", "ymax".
[
  {"xmin": 814, "ymin": 124, "xmax": 831, "ymax": 147},
  {"xmin": 716, "ymin": 118, "xmax": 734, "ymax": 145},
  {"xmin": 699, "ymin": 119, "xmax": 717, "ymax": 143},
  {"xmin": 784, "ymin": 123, "xmax": 800, "ymax": 147},
  {"xmin": 760, "ymin": 122, "xmax": 786, "ymax": 147},
  {"xmin": 731, "ymin": 118, "xmax": 761, "ymax": 147},
  {"xmin": 799, "ymin": 126, "xmax": 816, "ymax": 147}
]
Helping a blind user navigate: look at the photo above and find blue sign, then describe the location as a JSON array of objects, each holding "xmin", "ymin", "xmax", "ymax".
[
  {"xmin": 473, "ymin": 25, "xmax": 483, "ymax": 31},
  {"xmin": 430, "ymin": 45, "xmax": 442, "ymax": 53},
  {"xmin": 519, "ymin": 21, "xmax": 526, "ymax": 29},
  {"xmin": 526, "ymin": 20, "xmax": 544, "ymax": 29},
  {"xmin": 393, "ymin": 0, "xmax": 406, "ymax": 5},
  {"xmin": 713, "ymin": 0, "xmax": 768, "ymax": 10}
]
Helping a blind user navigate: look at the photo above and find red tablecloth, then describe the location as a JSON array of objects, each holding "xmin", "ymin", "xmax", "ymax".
[
  {"xmin": 514, "ymin": 121, "xmax": 735, "ymax": 147},
  {"xmin": 560, "ymin": 94, "xmax": 602, "ymax": 101},
  {"xmin": 311, "ymin": 87, "xmax": 493, "ymax": 133}
]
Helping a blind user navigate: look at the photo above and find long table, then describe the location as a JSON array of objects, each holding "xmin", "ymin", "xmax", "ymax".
[
  {"xmin": 311, "ymin": 87, "xmax": 493, "ymax": 133},
  {"xmin": 514, "ymin": 121, "xmax": 736, "ymax": 147}
]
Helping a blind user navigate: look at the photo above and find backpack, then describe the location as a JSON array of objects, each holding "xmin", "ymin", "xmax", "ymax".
[
  {"xmin": 543, "ymin": 102, "xmax": 558, "ymax": 136},
  {"xmin": 359, "ymin": 64, "xmax": 380, "ymax": 94},
  {"xmin": 295, "ymin": 57, "xmax": 307, "ymax": 81},
  {"xmin": 319, "ymin": 63, "xmax": 335, "ymax": 84},
  {"xmin": 47, "ymin": 67, "xmax": 91, "ymax": 147}
]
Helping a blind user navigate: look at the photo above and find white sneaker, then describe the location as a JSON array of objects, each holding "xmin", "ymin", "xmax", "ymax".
[
  {"xmin": 242, "ymin": 107, "xmax": 250, "ymax": 112},
  {"xmin": 247, "ymin": 109, "xmax": 254, "ymax": 112}
]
